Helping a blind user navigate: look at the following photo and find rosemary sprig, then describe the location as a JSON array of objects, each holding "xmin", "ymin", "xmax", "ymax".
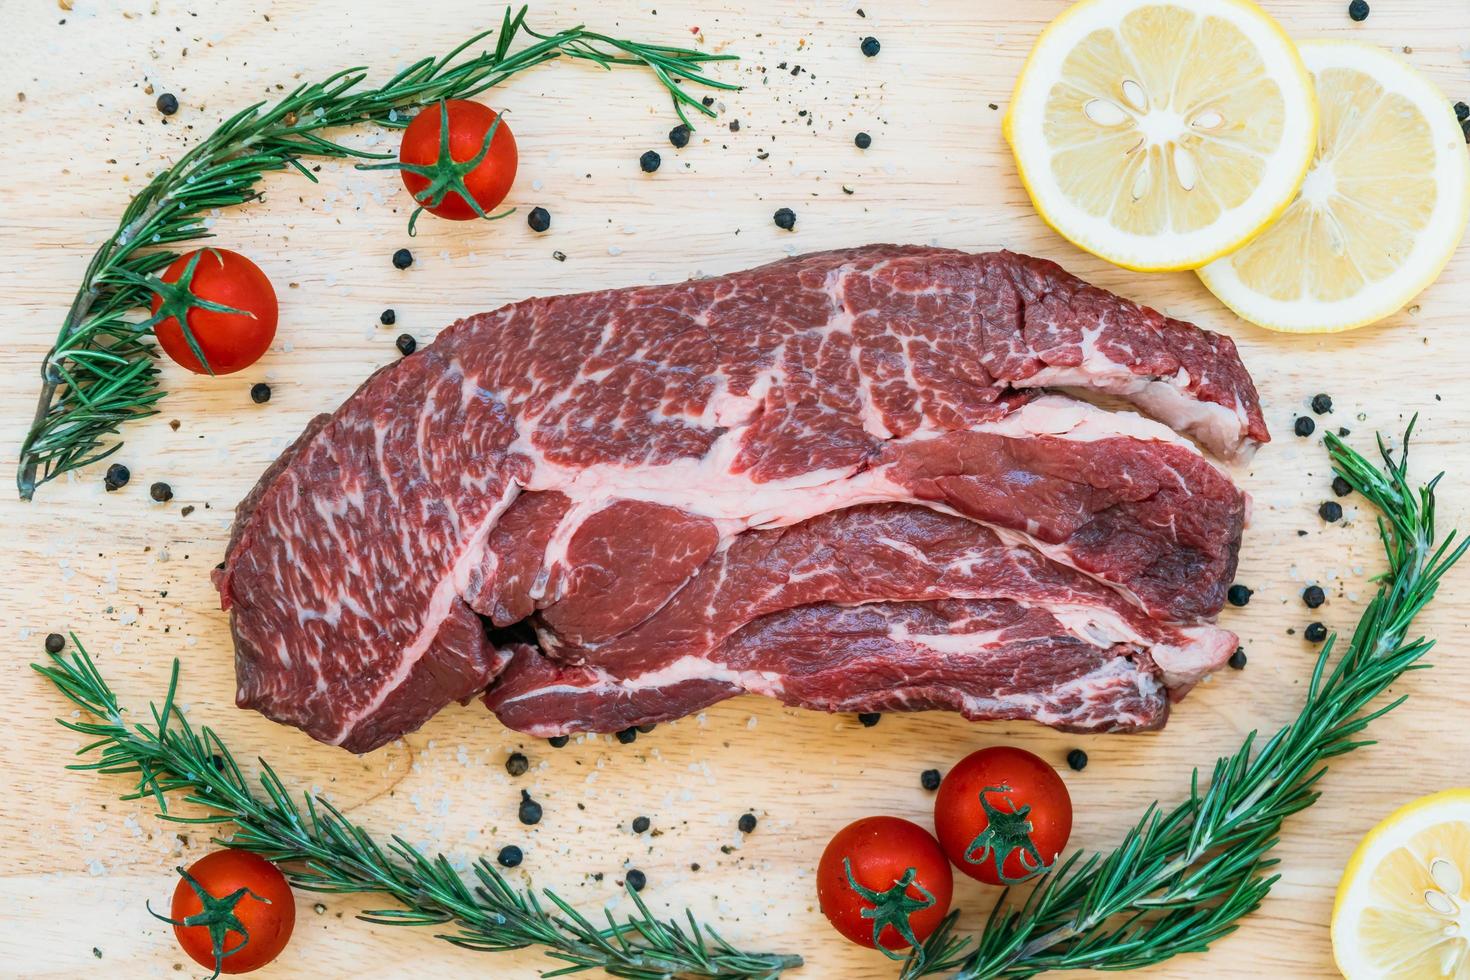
[
  {"xmin": 902, "ymin": 421, "xmax": 1465, "ymax": 978},
  {"xmin": 18, "ymin": 5, "xmax": 737, "ymax": 500},
  {"xmin": 32, "ymin": 644, "xmax": 799, "ymax": 979}
]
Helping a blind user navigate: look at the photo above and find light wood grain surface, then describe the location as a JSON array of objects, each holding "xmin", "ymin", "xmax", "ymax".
[{"xmin": 3, "ymin": 1, "xmax": 1469, "ymax": 977}]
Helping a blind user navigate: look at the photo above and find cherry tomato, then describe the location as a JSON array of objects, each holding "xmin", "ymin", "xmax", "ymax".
[
  {"xmin": 150, "ymin": 248, "xmax": 277, "ymax": 375},
  {"xmin": 397, "ymin": 99, "xmax": 517, "ymax": 222},
  {"xmin": 162, "ymin": 850, "xmax": 295, "ymax": 975},
  {"xmin": 816, "ymin": 816, "xmax": 953, "ymax": 956},
  {"xmin": 934, "ymin": 746, "xmax": 1073, "ymax": 886}
]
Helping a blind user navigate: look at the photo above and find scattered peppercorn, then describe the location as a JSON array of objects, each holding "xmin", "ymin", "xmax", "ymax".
[
  {"xmin": 637, "ymin": 723, "xmax": 657, "ymax": 734},
  {"xmin": 44, "ymin": 633, "xmax": 65, "ymax": 654},
  {"xmin": 1294, "ymin": 416, "xmax": 1315, "ymax": 437},
  {"xmin": 615, "ymin": 726, "xmax": 638, "ymax": 744},
  {"xmin": 860, "ymin": 36, "xmax": 881, "ymax": 57},
  {"xmin": 1348, "ymin": 0, "xmax": 1369, "ymax": 22},
  {"xmin": 392, "ymin": 247, "xmax": 414, "ymax": 269},
  {"xmin": 527, "ymin": 207, "xmax": 551, "ymax": 233},
  {"xmin": 1311, "ymin": 393, "xmax": 1333, "ymax": 414},
  {"xmin": 1319, "ymin": 501, "xmax": 1343, "ymax": 523},
  {"xmin": 518, "ymin": 790, "xmax": 542, "ymax": 825},
  {"xmin": 854, "ymin": 132, "xmax": 872, "ymax": 149},
  {"xmin": 639, "ymin": 150, "xmax": 662, "ymax": 173},
  {"xmin": 773, "ymin": 207, "xmax": 796, "ymax": 231},
  {"xmin": 1305, "ymin": 622, "xmax": 1328, "ymax": 644},
  {"xmin": 625, "ymin": 869, "xmax": 647, "ymax": 892},
  {"xmin": 1226, "ymin": 583, "xmax": 1252, "ymax": 607},
  {"xmin": 497, "ymin": 845, "xmax": 523, "ymax": 868},
  {"xmin": 552, "ymin": 250, "xmax": 567, "ymax": 263},
  {"xmin": 920, "ymin": 768, "xmax": 942, "ymax": 791},
  {"xmin": 738, "ymin": 812, "xmax": 758, "ymax": 833},
  {"xmin": 150, "ymin": 481, "xmax": 173, "ymax": 503},
  {"xmin": 505, "ymin": 752, "xmax": 529, "ymax": 776},
  {"xmin": 1457, "ymin": 102, "xmax": 1470, "ymax": 122},
  {"xmin": 857, "ymin": 712, "xmax": 881, "ymax": 727},
  {"xmin": 103, "ymin": 463, "xmax": 130, "ymax": 491},
  {"xmin": 396, "ymin": 334, "xmax": 417, "ymax": 356},
  {"xmin": 156, "ymin": 92, "xmax": 179, "ymax": 115},
  {"xmin": 1332, "ymin": 476, "xmax": 1353, "ymax": 497},
  {"xmin": 548, "ymin": 735, "xmax": 569, "ymax": 748},
  {"xmin": 249, "ymin": 382, "xmax": 272, "ymax": 404},
  {"xmin": 1303, "ymin": 585, "xmax": 1326, "ymax": 609},
  {"xmin": 1229, "ymin": 647, "xmax": 1248, "ymax": 670},
  {"xmin": 1066, "ymin": 748, "xmax": 1088, "ymax": 771},
  {"xmin": 668, "ymin": 124, "xmax": 690, "ymax": 148},
  {"xmin": 379, "ymin": 308, "xmax": 396, "ymax": 326},
  {"xmin": 632, "ymin": 815, "xmax": 651, "ymax": 833}
]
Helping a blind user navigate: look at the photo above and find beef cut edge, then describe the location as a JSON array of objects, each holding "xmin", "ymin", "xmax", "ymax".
[{"xmin": 215, "ymin": 245, "xmax": 1266, "ymax": 752}]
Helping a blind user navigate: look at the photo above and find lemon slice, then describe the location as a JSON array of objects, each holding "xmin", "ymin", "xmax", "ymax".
[
  {"xmin": 1004, "ymin": 0, "xmax": 1317, "ymax": 272},
  {"xmin": 1199, "ymin": 42, "xmax": 1470, "ymax": 333}
]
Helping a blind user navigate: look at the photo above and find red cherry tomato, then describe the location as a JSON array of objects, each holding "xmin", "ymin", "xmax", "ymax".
[
  {"xmin": 934, "ymin": 746, "xmax": 1073, "ymax": 886},
  {"xmin": 163, "ymin": 850, "xmax": 295, "ymax": 975},
  {"xmin": 397, "ymin": 99, "xmax": 517, "ymax": 222},
  {"xmin": 150, "ymin": 248, "xmax": 277, "ymax": 375},
  {"xmin": 816, "ymin": 816, "xmax": 953, "ymax": 956}
]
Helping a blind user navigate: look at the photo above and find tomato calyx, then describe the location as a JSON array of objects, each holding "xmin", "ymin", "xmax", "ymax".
[
  {"xmin": 127, "ymin": 248, "xmax": 255, "ymax": 376},
  {"xmin": 842, "ymin": 857, "xmax": 935, "ymax": 963},
  {"xmin": 361, "ymin": 100, "xmax": 515, "ymax": 236},
  {"xmin": 964, "ymin": 784, "xmax": 1054, "ymax": 885},
  {"xmin": 148, "ymin": 864, "xmax": 274, "ymax": 979}
]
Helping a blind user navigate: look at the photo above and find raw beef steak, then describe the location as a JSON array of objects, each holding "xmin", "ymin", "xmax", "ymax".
[{"xmin": 216, "ymin": 245, "xmax": 1266, "ymax": 752}]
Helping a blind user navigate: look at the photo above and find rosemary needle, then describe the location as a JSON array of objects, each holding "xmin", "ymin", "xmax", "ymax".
[
  {"xmin": 903, "ymin": 423, "xmax": 1466, "ymax": 978},
  {"xmin": 18, "ymin": 6, "xmax": 738, "ymax": 500}
]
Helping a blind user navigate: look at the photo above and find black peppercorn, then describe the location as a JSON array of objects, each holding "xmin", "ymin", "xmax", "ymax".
[
  {"xmin": 250, "ymin": 382, "xmax": 271, "ymax": 404},
  {"xmin": 857, "ymin": 712, "xmax": 881, "ymax": 727},
  {"xmin": 1294, "ymin": 416, "xmax": 1315, "ymax": 437},
  {"xmin": 518, "ymin": 789, "xmax": 542, "ymax": 825},
  {"xmin": 738, "ymin": 812, "xmax": 757, "ymax": 833},
  {"xmin": 632, "ymin": 815, "xmax": 651, "ymax": 834},
  {"xmin": 527, "ymin": 207, "xmax": 551, "ymax": 233},
  {"xmin": 773, "ymin": 207, "xmax": 796, "ymax": 231},
  {"xmin": 1303, "ymin": 585, "xmax": 1326, "ymax": 609},
  {"xmin": 1066, "ymin": 748, "xmax": 1088, "ymax": 771},
  {"xmin": 156, "ymin": 93, "xmax": 179, "ymax": 115},
  {"xmin": 103, "ymin": 463, "xmax": 130, "ymax": 491},
  {"xmin": 636, "ymin": 723, "xmax": 657, "ymax": 734},
  {"xmin": 44, "ymin": 632, "xmax": 65, "ymax": 654},
  {"xmin": 920, "ymin": 769, "xmax": 942, "ymax": 791},
  {"xmin": 1229, "ymin": 647, "xmax": 1248, "ymax": 670},
  {"xmin": 860, "ymin": 36, "xmax": 881, "ymax": 57},
  {"xmin": 625, "ymin": 868, "xmax": 647, "ymax": 892},
  {"xmin": 150, "ymin": 481, "xmax": 173, "ymax": 503},
  {"xmin": 668, "ymin": 124, "xmax": 691, "ymax": 148},
  {"xmin": 396, "ymin": 334, "xmax": 417, "ymax": 356},
  {"xmin": 548, "ymin": 735, "xmax": 569, "ymax": 748},
  {"xmin": 1226, "ymin": 583, "xmax": 1252, "ymax": 607},
  {"xmin": 1348, "ymin": 0, "xmax": 1369, "ymax": 21},
  {"xmin": 505, "ymin": 752, "xmax": 529, "ymax": 776},
  {"xmin": 379, "ymin": 308, "xmax": 396, "ymax": 326},
  {"xmin": 1311, "ymin": 393, "xmax": 1333, "ymax": 414},
  {"xmin": 1305, "ymin": 622, "xmax": 1328, "ymax": 644},
  {"xmin": 497, "ymin": 845, "xmax": 523, "ymax": 868},
  {"xmin": 1319, "ymin": 501, "xmax": 1343, "ymax": 523},
  {"xmin": 639, "ymin": 150, "xmax": 662, "ymax": 173},
  {"xmin": 615, "ymin": 726, "xmax": 638, "ymax": 744},
  {"xmin": 854, "ymin": 132, "xmax": 872, "ymax": 149},
  {"xmin": 392, "ymin": 247, "xmax": 414, "ymax": 269},
  {"xmin": 1457, "ymin": 102, "xmax": 1470, "ymax": 122},
  {"xmin": 1332, "ymin": 476, "xmax": 1353, "ymax": 497}
]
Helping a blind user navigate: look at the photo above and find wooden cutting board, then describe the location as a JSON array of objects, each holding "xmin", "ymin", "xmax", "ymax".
[{"xmin": 3, "ymin": 1, "xmax": 1468, "ymax": 977}]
